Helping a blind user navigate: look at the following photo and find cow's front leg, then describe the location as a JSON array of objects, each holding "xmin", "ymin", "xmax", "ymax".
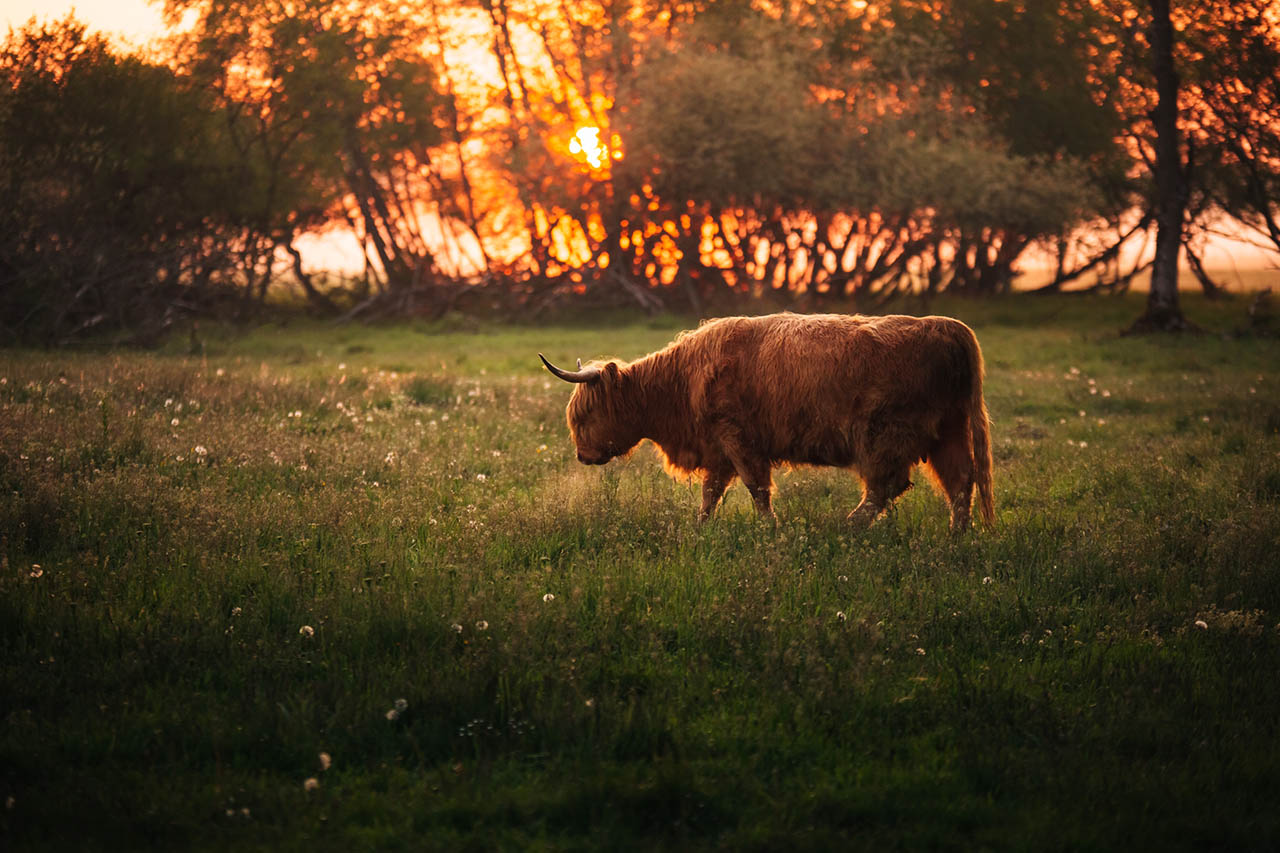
[
  {"xmin": 699, "ymin": 468, "xmax": 735, "ymax": 521},
  {"xmin": 718, "ymin": 429, "xmax": 774, "ymax": 518}
]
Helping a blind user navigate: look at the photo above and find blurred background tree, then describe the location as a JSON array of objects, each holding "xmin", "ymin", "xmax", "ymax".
[{"xmin": 3, "ymin": 0, "xmax": 1278, "ymax": 341}]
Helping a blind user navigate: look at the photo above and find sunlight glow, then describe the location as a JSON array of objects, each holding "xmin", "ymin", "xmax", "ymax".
[{"xmin": 569, "ymin": 126, "xmax": 608, "ymax": 169}]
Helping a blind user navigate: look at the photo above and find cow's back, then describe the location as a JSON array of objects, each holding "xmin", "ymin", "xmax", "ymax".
[{"xmin": 684, "ymin": 313, "xmax": 976, "ymax": 467}]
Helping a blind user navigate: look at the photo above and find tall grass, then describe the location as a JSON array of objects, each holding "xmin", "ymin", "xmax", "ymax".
[{"xmin": 2, "ymin": 294, "xmax": 1278, "ymax": 850}]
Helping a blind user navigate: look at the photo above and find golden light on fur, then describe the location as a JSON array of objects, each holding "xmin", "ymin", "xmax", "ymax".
[{"xmin": 542, "ymin": 312, "xmax": 994, "ymax": 531}]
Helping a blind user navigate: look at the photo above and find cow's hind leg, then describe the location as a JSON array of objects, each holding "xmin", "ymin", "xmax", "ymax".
[
  {"xmin": 925, "ymin": 425, "xmax": 975, "ymax": 532},
  {"xmin": 848, "ymin": 465, "xmax": 912, "ymax": 528},
  {"xmin": 699, "ymin": 467, "xmax": 735, "ymax": 521}
]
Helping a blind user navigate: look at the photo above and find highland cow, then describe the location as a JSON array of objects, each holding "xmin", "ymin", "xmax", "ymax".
[{"xmin": 540, "ymin": 312, "xmax": 994, "ymax": 530}]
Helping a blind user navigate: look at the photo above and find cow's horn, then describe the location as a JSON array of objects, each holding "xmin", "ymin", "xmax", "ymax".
[{"xmin": 539, "ymin": 353, "xmax": 601, "ymax": 383}]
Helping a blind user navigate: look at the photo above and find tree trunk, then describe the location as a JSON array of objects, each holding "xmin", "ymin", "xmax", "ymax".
[{"xmin": 1128, "ymin": 0, "xmax": 1193, "ymax": 333}]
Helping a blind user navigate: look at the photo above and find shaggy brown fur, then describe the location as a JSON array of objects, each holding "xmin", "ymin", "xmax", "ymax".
[{"xmin": 543, "ymin": 312, "xmax": 994, "ymax": 530}]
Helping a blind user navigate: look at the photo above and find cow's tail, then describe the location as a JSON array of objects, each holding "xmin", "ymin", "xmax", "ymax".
[{"xmin": 964, "ymin": 326, "xmax": 995, "ymax": 526}]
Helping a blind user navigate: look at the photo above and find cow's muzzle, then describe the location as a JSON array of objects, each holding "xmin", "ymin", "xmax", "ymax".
[{"xmin": 577, "ymin": 450, "xmax": 611, "ymax": 465}]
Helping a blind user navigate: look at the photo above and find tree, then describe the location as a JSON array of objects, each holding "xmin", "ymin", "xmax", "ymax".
[
  {"xmin": 0, "ymin": 16, "xmax": 253, "ymax": 343},
  {"xmin": 167, "ymin": 0, "xmax": 458, "ymax": 315},
  {"xmin": 1126, "ymin": 0, "xmax": 1193, "ymax": 332}
]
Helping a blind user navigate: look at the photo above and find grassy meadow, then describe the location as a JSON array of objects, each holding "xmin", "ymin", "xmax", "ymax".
[{"xmin": 3, "ymin": 293, "xmax": 1280, "ymax": 850}]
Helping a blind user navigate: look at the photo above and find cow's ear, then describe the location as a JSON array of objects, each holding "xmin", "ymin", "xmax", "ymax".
[{"xmin": 604, "ymin": 362, "xmax": 620, "ymax": 382}]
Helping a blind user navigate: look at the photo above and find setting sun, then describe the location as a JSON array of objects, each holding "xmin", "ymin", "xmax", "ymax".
[{"xmin": 569, "ymin": 126, "xmax": 608, "ymax": 169}]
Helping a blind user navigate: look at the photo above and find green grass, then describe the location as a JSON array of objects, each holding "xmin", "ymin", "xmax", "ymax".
[{"xmin": 2, "ymin": 293, "xmax": 1279, "ymax": 851}]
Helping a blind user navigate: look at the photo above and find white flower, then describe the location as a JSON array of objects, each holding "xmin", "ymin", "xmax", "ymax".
[
  {"xmin": 476, "ymin": 473, "xmax": 487, "ymax": 482},
  {"xmin": 1195, "ymin": 619, "xmax": 1209, "ymax": 630},
  {"xmin": 475, "ymin": 620, "xmax": 489, "ymax": 631},
  {"xmin": 165, "ymin": 398, "xmax": 173, "ymax": 407},
  {"xmin": 216, "ymin": 368, "xmax": 225, "ymax": 377},
  {"xmin": 542, "ymin": 593, "xmax": 555, "ymax": 603},
  {"xmin": 303, "ymin": 777, "xmax": 320, "ymax": 792},
  {"xmin": 982, "ymin": 576, "xmax": 993, "ymax": 585},
  {"xmin": 385, "ymin": 709, "xmax": 400, "ymax": 721},
  {"xmin": 451, "ymin": 622, "xmax": 463, "ymax": 633},
  {"xmin": 171, "ymin": 418, "xmax": 180, "ymax": 426},
  {"xmin": 194, "ymin": 445, "xmax": 208, "ymax": 457},
  {"xmin": 915, "ymin": 647, "xmax": 926, "ymax": 655},
  {"xmin": 394, "ymin": 698, "xmax": 408, "ymax": 712},
  {"xmin": 299, "ymin": 625, "xmax": 315, "ymax": 638},
  {"xmin": 29, "ymin": 565, "xmax": 43, "ymax": 579},
  {"xmin": 318, "ymin": 752, "xmax": 331, "ymax": 771},
  {"xmin": 230, "ymin": 607, "xmax": 242, "ymax": 617},
  {"xmin": 835, "ymin": 611, "xmax": 847, "ymax": 621}
]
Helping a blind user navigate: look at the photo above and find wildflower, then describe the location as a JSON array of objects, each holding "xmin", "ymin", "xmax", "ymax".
[
  {"xmin": 835, "ymin": 611, "xmax": 847, "ymax": 621},
  {"xmin": 915, "ymin": 647, "xmax": 926, "ymax": 655},
  {"xmin": 1077, "ymin": 410, "xmax": 1086, "ymax": 418},
  {"xmin": 216, "ymin": 368, "xmax": 225, "ymax": 377},
  {"xmin": 475, "ymin": 620, "xmax": 489, "ymax": 631},
  {"xmin": 165, "ymin": 398, "xmax": 173, "ymax": 407},
  {"xmin": 299, "ymin": 625, "xmax": 315, "ymax": 638},
  {"xmin": 584, "ymin": 698, "xmax": 595, "ymax": 708},
  {"xmin": 303, "ymin": 777, "xmax": 320, "ymax": 792},
  {"xmin": 385, "ymin": 708, "xmax": 400, "ymax": 721},
  {"xmin": 476, "ymin": 473, "xmax": 487, "ymax": 482},
  {"xmin": 29, "ymin": 565, "xmax": 43, "ymax": 579},
  {"xmin": 837, "ymin": 574, "xmax": 849, "ymax": 582},
  {"xmin": 395, "ymin": 698, "xmax": 408, "ymax": 712},
  {"xmin": 543, "ymin": 593, "xmax": 555, "ymax": 603},
  {"xmin": 385, "ymin": 451, "xmax": 396, "ymax": 464},
  {"xmin": 536, "ymin": 443, "xmax": 548, "ymax": 453},
  {"xmin": 451, "ymin": 622, "xmax": 463, "ymax": 633},
  {"xmin": 1195, "ymin": 619, "xmax": 1209, "ymax": 630},
  {"xmin": 982, "ymin": 576, "xmax": 993, "ymax": 585},
  {"xmin": 318, "ymin": 752, "xmax": 331, "ymax": 771},
  {"xmin": 194, "ymin": 445, "xmax": 208, "ymax": 457},
  {"xmin": 338, "ymin": 362, "xmax": 347, "ymax": 370},
  {"xmin": 171, "ymin": 418, "xmax": 180, "ymax": 426},
  {"xmin": 230, "ymin": 607, "xmax": 242, "ymax": 617},
  {"xmin": 1202, "ymin": 415, "xmax": 1210, "ymax": 423}
]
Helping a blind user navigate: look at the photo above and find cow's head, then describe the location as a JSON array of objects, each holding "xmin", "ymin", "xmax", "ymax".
[{"xmin": 540, "ymin": 353, "xmax": 638, "ymax": 465}]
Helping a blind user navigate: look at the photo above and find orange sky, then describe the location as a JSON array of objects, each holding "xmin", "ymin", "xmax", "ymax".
[{"xmin": 1, "ymin": 0, "xmax": 165, "ymax": 46}]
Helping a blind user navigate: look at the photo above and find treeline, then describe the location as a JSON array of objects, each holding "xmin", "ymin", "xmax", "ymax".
[{"xmin": 2, "ymin": 1, "xmax": 1279, "ymax": 342}]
